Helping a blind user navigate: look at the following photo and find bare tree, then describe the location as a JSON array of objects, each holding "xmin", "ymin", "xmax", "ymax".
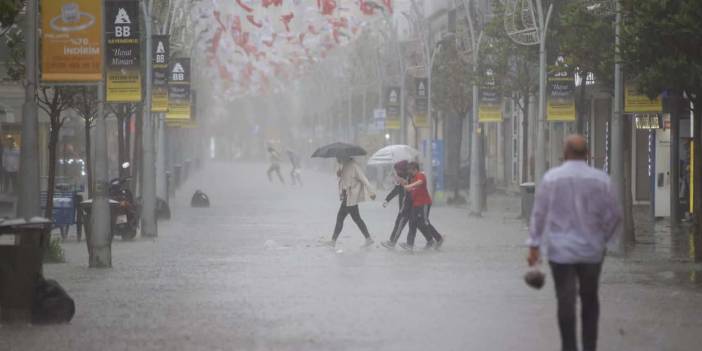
[
  {"xmin": 37, "ymin": 87, "xmax": 74, "ymax": 220},
  {"xmin": 72, "ymin": 87, "xmax": 99, "ymax": 197}
]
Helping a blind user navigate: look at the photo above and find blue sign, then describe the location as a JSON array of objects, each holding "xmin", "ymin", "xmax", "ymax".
[{"xmin": 432, "ymin": 140, "xmax": 445, "ymax": 193}]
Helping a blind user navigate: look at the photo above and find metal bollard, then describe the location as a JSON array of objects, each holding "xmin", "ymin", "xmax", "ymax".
[
  {"xmin": 174, "ymin": 165, "xmax": 182, "ymax": 190},
  {"xmin": 520, "ymin": 182, "xmax": 535, "ymax": 223}
]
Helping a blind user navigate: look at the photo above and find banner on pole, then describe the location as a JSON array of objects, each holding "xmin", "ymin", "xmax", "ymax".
[
  {"xmin": 41, "ymin": 0, "xmax": 103, "ymax": 82},
  {"xmin": 478, "ymin": 85, "xmax": 503, "ymax": 122},
  {"xmin": 414, "ymin": 78, "xmax": 429, "ymax": 128},
  {"xmin": 152, "ymin": 35, "xmax": 169, "ymax": 112},
  {"xmin": 167, "ymin": 58, "xmax": 191, "ymax": 121},
  {"xmin": 105, "ymin": 0, "xmax": 141, "ymax": 102},
  {"xmin": 385, "ymin": 86, "xmax": 401, "ymax": 130},
  {"xmin": 624, "ymin": 84, "xmax": 662, "ymax": 113},
  {"xmin": 547, "ymin": 68, "xmax": 576, "ymax": 121}
]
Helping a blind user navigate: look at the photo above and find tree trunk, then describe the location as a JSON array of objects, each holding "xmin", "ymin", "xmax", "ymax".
[
  {"xmin": 84, "ymin": 118, "xmax": 93, "ymax": 198},
  {"xmin": 133, "ymin": 105, "xmax": 143, "ymax": 196},
  {"xmin": 45, "ymin": 127, "xmax": 60, "ymax": 220},
  {"xmin": 444, "ymin": 112, "xmax": 464, "ymax": 202},
  {"xmin": 521, "ymin": 92, "xmax": 530, "ymax": 183},
  {"xmin": 117, "ymin": 114, "xmax": 126, "ymax": 178},
  {"xmin": 694, "ymin": 106, "xmax": 702, "ymax": 261}
]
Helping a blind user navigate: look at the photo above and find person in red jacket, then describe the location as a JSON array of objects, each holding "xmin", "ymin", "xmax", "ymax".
[{"xmin": 400, "ymin": 162, "xmax": 444, "ymax": 251}]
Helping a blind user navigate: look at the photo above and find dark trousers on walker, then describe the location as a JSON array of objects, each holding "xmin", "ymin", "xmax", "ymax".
[
  {"xmin": 332, "ymin": 200, "xmax": 370, "ymax": 241},
  {"xmin": 406, "ymin": 205, "xmax": 442, "ymax": 246},
  {"xmin": 267, "ymin": 164, "xmax": 284, "ymax": 183},
  {"xmin": 549, "ymin": 261, "xmax": 603, "ymax": 351}
]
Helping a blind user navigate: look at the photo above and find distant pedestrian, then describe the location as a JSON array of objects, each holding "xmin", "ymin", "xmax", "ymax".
[
  {"xmin": 266, "ymin": 146, "xmax": 285, "ymax": 184},
  {"xmin": 381, "ymin": 161, "xmax": 433, "ymax": 249},
  {"xmin": 286, "ymin": 149, "xmax": 303, "ymax": 186},
  {"xmin": 2, "ymin": 137, "xmax": 19, "ymax": 194},
  {"xmin": 400, "ymin": 162, "xmax": 443, "ymax": 251},
  {"xmin": 527, "ymin": 134, "xmax": 622, "ymax": 351},
  {"xmin": 325, "ymin": 156, "xmax": 376, "ymax": 247}
]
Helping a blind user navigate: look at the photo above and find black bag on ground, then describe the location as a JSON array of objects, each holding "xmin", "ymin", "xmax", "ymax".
[
  {"xmin": 32, "ymin": 275, "xmax": 75, "ymax": 324},
  {"xmin": 191, "ymin": 190, "xmax": 210, "ymax": 208}
]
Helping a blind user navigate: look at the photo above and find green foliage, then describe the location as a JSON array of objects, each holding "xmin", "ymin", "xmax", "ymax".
[
  {"xmin": 4, "ymin": 25, "xmax": 24, "ymax": 80},
  {"xmin": 431, "ymin": 39, "xmax": 473, "ymax": 118},
  {"xmin": 44, "ymin": 237, "xmax": 66, "ymax": 264},
  {"xmin": 620, "ymin": 0, "xmax": 702, "ymax": 103},
  {"xmin": 482, "ymin": 1, "xmax": 538, "ymax": 108},
  {"xmin": 555, "ymin": 0, "xmax": 614, "ymax": 88},
  {"xmin": 0, "ymin": 0, "xmax": 21, "ymax": 33}
]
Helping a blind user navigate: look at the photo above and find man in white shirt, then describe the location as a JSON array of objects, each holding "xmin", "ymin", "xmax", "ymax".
[{"xmin": 527, "ymin": 134, "xmax": 622, "ymax": 351}]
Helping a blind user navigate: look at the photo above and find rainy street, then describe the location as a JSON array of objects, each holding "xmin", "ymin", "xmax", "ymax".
[{"xmin": 2, "ymin": 162, "xmax": 701, "ymax": 351}]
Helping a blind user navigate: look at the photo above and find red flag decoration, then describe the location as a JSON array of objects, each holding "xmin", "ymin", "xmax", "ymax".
[
  {"xmin": 262, "ymin": 0, "xmax": 283, "ymax": 7},
  {"xmin": 235, "ymin": 0, "xmax": 254, "ymax": 13},
  {"xmin": 318, "ymin": 0, "xmax": 336, "ymax": 15},
  {"xmin": 246, "ymin": 15, "xmax": 263, "ymax": 28},
  {"xmin": 280, "ymin": 12, "xmax": 294, "ymax": 32}
]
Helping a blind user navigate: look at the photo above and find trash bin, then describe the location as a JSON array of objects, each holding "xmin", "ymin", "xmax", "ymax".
[
  {"xmin": 520, "ymin": 182, "xmax": 536, "ymax": 222},
  {"xmin": 0, "ymin": 217, "xmax": 51, "ymax": 323}
]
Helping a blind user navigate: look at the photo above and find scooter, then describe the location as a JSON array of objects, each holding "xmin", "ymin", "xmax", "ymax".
[{"xmin": 109, "ymin": 163, "xmax": 139, "ymax": 240}]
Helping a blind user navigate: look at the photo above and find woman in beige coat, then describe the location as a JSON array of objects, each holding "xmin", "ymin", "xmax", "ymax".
[{"xmin": 326, "ymin": 156, "xmax": 376, "ymax": 247}]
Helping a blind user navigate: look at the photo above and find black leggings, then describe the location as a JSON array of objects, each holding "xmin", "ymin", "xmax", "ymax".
[
  {"xmin": 406, "ymin": 205, "xmax": 442, "ymax": 246},
  {"xmin": 332, "ymin": 201, "xmax": 370, "ymax": 241},
  {"xmin": 389, "ymin": 208, "xmax": 433, "ymax": 244},
  {"xmin": 549, "ymin": 261, "xmax": 603, "ymax": 351},
  {"xmin": 267, "ymin": 164, "xmax": 284, "ymax": 183}
]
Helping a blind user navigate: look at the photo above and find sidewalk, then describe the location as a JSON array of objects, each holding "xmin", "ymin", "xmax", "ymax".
[{"xmin": 1, "ymin": 162, "xmax": 700, "ymax": 351}]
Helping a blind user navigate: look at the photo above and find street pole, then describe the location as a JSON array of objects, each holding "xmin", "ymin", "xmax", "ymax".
[
  {"xmin": 400, "ymin": 64, "xmax": 407, "ymax": 145},
  {"xmin": 611, "ymin": 0, "xmax": 631, "ymax": 248},
  {"xmin": 141, "ymin": 0, "xmax": 157, "ymax": 238},
  {"xmin": 427, "ymin": 48, "xmax": 435, "ymax": 196},
  {"xmin": 90, "ymin": 0, "xmax": 111, "ymax": 268},
  {"xmin": 535, "ymin": 2, "xmax": 554, "ymax": 185},
  {"xmin": 464, "ymin": 0, "xmax": 484, "ymax": 216},
  {"xmin": 18, "ymin": 0, "xmax": 40, "ymax": 219},
  {"xmin": 156, "ymin": 114, "xmax": 167, "ymax": 201}
]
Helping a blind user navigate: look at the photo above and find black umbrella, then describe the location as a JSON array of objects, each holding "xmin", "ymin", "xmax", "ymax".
[{"xmin": 311, "ymin": 142, "xmax": 367, "ymax": 158}]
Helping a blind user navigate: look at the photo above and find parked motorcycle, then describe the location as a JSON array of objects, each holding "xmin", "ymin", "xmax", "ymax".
[{"xmin": 109, "ymin": 163, "xmax": 139, "ymax": 240}]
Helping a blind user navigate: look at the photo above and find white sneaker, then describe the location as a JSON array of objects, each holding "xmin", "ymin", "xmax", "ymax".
[{"xmin": 362, "ymin": 238, "xmax": 374, "ymax": 248}]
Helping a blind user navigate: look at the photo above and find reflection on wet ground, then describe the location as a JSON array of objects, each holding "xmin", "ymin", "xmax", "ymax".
[{"xmin": 622, "ymin": 205, "xmax": 702, "ymax": 289}]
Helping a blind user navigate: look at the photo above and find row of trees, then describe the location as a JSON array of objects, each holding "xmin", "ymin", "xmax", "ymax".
[{"xmin": 2, "ymin": 20, "xmax": 139, "ymax": 223}]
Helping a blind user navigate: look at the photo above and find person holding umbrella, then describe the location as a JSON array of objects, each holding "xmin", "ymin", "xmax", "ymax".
[
  {"xmin": 312, "ymin": 142, "xmax": 376, "ymax": 247},
  {"xmin": 381, "ymin": 160, "xmax": 434, "ymax": 249},
  {"xmin": 400, "ymin": 162, "xmax": 444, "ymax": 251}
]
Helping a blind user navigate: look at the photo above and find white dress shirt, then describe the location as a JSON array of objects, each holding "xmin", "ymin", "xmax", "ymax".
[{"xmin": 528, "ymin": 160, "xmax": 622, "ymax": 264}]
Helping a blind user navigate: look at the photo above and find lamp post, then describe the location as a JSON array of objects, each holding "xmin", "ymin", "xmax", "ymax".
[
  {"xmin": 504, "ymin": 0, "xmax": 553, "ymax": 185},
  {"xmin": 18, "ymin": 0, "xmax": 40, "ymax": 219}
]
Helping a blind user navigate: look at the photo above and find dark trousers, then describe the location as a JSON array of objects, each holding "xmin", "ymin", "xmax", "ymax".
[
  {"xmin": 549, "ymin": 261, "xmax": 603, "ymax": 351},
  {"xmin": 406, "ymin": 205, "xmax": 442, "ymax": 246},
  {"xmin": 332, "ymin": 201, "xmax": 370, "ymax": 241},
  {"xmin": 267, "ymin": 164, "xmax": 284, "ymax": 183},
  {"xmin": 290, "ymin": 168, "xmax": 302, "ymax": 186}
]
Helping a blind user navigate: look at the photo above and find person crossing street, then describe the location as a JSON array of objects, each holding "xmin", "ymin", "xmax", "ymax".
[{"xmin": 400, "ymin": 162, "xmax": 444, "ymax": 251}]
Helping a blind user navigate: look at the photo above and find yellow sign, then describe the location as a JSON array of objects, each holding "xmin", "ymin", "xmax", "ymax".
[
  {"xmin": 625, "ymin": 85, "xmax": 662, "ymax": 113},
  {"xmin": 152, "ymin": 86, "xmax": 169, "ymax": 112},
  {"xmin": 479, "ymin": 86, "xmax": 503, "ymax": 122},
  {"xmin": 166, "ymin": 119, "xmax": 197, "ymax": 128},
  {"xmin": 41, "ymin": 0, "xmax": 103, "ymax": 81},
  {"xmin": 547, "ymin": 75, "xmax": 576, "ymax": 121},
  {"xmin": 106, "ymin": 70, "xmax": 142, "ymax": 102}
]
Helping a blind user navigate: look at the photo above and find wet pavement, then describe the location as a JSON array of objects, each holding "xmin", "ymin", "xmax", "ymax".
[{"xmin": 1, "ymin": 162, "xmax": 701, "ymax": 351}]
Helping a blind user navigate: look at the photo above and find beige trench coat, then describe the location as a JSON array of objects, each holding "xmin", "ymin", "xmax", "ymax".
[{"xmin": 338, "ymin": 160, "xmax": 375, "ymax": 206}]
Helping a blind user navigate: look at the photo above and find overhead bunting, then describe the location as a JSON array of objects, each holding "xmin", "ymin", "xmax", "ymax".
[{"xmin": 191, "ymin": 0, "xmax": 393, "ymax": 99}]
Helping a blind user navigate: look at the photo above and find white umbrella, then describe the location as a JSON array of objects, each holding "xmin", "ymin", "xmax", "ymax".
[{"xmin": 367, "ymin": 145, "xmax": 420, "ymax": 166}]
